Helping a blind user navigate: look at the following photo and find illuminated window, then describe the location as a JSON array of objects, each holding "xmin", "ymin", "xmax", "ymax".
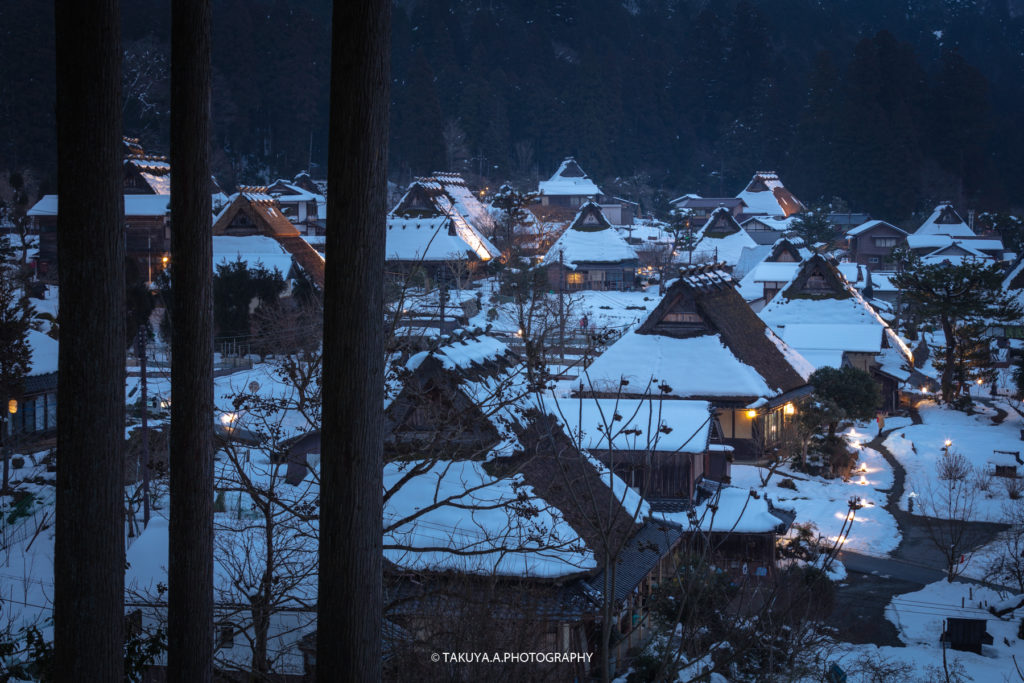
[{"xmin": 566, "ymin": 272, "xmax": 584, "ymax": 285}]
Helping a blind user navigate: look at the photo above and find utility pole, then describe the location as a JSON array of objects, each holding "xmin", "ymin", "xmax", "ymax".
[{"xmin": 558, "ymin": 251, "xmax": 566, "ymax": 363}]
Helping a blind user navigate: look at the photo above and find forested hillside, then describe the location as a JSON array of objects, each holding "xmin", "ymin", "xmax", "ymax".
[{"xmin": 3, "ymin": 0, "xmax": 1024, "ymax": 220}]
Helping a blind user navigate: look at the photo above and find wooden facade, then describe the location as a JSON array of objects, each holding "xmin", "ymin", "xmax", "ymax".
[
  {"xmin": 32, "ymin": 195, "xmax": 171, "ymax": 281},
  {"xmin": 846, "ymin": 220, "xmax": 907, "ymax": 269}
]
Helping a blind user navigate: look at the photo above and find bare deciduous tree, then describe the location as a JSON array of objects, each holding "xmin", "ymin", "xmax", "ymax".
[{"xmin": 914, "ymin": 451, "xmax": 979, "ymax": 581}]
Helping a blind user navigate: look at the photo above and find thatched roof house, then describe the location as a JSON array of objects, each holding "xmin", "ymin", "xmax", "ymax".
[
  {"xmin": 579, "ymin": 264, "xmax": 812, "ymax": 459},
  {"xmin": 759, "ymin": 254, "xmax": 913, "ymax": 410},
  {"xmin": 212, "ymin": 187, "xmax": 325, "ymax": 288},
  {"xmin": 736, "ymin": 172, "xmax": 805, "ymax": 218}
]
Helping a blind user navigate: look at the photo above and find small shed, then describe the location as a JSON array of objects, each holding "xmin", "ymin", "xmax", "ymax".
[{"xmin": 941, "ymin": 618, "xmax": 993, "ymax": 655}]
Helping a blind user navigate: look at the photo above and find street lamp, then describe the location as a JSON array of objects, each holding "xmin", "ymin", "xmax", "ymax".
[
  {"xmin": 943, "ymin": 439, "xmax": 952, "ymax": 456},
  {"xmin": 1, "ymin": 399, "xmax": 16, "ymax": 495}
]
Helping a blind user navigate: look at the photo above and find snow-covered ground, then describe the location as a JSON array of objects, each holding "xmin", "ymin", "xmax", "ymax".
[
  {"xmin": 885, "ymin": 399, "xmax": 1024, "ymax": 522},
  {"xmin": 830, "ymin": 580, "xmax": 1024, "ymax": 683},
  {"xmin": 730, "ymin": 425, "xmax": 901, "ymax": 556}
]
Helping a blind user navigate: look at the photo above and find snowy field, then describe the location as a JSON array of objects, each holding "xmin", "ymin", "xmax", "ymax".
[{"xmin": 884, "ymin": 399, "xmax": 1024, "ymax": 522}]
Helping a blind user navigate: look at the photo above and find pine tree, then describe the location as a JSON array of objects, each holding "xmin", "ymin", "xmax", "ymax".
[
  {"xmin": 895, "ymin": 255, "xmax": 1021, "ymax": 408},
  {"xmin": 0, "ymin": 253, "xmax": 32, "ymax": 494}
]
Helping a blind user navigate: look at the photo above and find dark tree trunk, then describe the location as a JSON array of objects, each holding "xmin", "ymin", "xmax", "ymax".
[
  {"xmin": 53, "ymin": 0, "xmax": 125, "ymax": 678},
  {"xmin": 941, "ymin": 315, "xmax": 956, "ymax": 404},
  {"xmin": 168, "ymin": 0, "xmax": 214, "ymax": 679},
  {"xmin": 318, "ymin": 0, "xmax": 389, "ymax": 679}
]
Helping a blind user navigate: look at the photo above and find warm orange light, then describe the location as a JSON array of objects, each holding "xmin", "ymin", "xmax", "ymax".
[
  {"xmin": 783, "ymin": 403, "xmax": 796, "ymax": 416},
  {"xmin": 745, "ymin": 409, "xmax": 758, "ymax": 419},
  {"xmin": 7, "ymin": 399, "xmax": 16, "ymax": 414}
]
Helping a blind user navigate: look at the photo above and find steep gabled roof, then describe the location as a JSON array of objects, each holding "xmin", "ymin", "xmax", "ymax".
[
  {"xmin": 391, "ymin": 181, "xmax": 447, "ymax": 218},
  {"xmin": 698, "ymin": 207, "xmax": 743, "ymax": 238},
  {"xmin": 919, "ymin": 241, "xmax": 989, "ymax": 265},
  {"xmin": 213, "ymin": 188, "xmax": 300, "ymax": 237},
  {"xmin": 767, "ymin": 237, "xmax": 810, "ymax": 263},
  {"xmin": 581, "ymin": 265, "xmax": 811, "ymax": 401},
  {"xmin": 916, "ymin": 203, "xmax": 975, "ymax": 237},
  {"xmin": 381, "ymin": 335, "xmax": 647, "ymax": 577},
  {"xmin": 736, "ymin": 172, "xmax": 805, "ymax": 217},
  {"xmin": 1003, "ymin": 257, "xmax": 1024, "ymax": 291},
  {"xmin": 386, "ymin": 215, "xmax": 499, "ymax": 263},
  {"xmin": 777, "ymin": 253, "xmax": 851, "ymax": 300},
  {"xmin": 568, "ymin": 201, "xmax": 613, "ymax": 232},
  {"xmin": 428, "ymin": 172, "xmax": 496, "ymax": 236},
  {"xmin": 760, "ymin": 255, "xmax": 913, "ymax": 369},
  {"xmin": 544, "ymin": 202, "xmax": 637, "ymax": 267},
  {"xmin": 691, "ymin": 208, "xmax": 757, "ymax": 265},
  {"xmin": 391, "ymin": 176, "xmax": 500, "ymax": 248},
  {"xmin": 211, "ymin": 190, "xmax": 325, "ymax": 287},
  {"xmin": 538, "ymin": 157, "xmax": 601, "ymax": 197}
]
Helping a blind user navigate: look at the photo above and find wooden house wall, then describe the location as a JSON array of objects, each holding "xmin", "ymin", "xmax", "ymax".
[
  {"xmin": 547, "ymin": 262, "xmax": 638, "ymax": 291},
  {"xmin": 541, "ymin": 194, "xmax": 590, "ymax": 208},
  {"xmin": 716, "ymin": 405, "xmax": 797, "ymax": 461},
  {"xmin": 36, "ymin": 214, "xmax": 169, "ymax": 277},
  {"xmin": 843, "ymin": 351, "xmax": 876, "ymax": 374},
  {"xmin": 850, "ymin": 225, "xmax": 906, "ymax": 268}
]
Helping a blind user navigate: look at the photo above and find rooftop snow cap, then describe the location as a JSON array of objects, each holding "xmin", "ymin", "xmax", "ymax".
[
  {"xmin": 736, "ymin": 172, "xmax": 805, "ymax": 218},
  {"xmin": 915, "ymin": 203, "xmax": 975, "ymax": 237},
  {"xmin": 538, "ymin": 157, "xmax": 601, "ymax": 197},
  {"xmin": 580, "ymin": 263, "xmax": 812, "ymax": 401},
  {"xmin": 543, "ymin": 202, "xmax": 637, "ymax": 267}
]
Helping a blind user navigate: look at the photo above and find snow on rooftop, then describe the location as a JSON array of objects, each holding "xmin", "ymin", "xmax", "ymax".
[
  {"xmin": 538, "ymin": 158, "xmax": 600, "ymax": 197},
  {"xmin": 740, "ymin": 215, "xmax": 795, "ymax": 232},
  {"xmin": 846, "ymin": 219, "xmax": 907, "ymax": 237},
  {"xmin": 386, "ymin": 216, "xmax": 497, "ymax": 262},
  {"xmin": 383, "ymin": 459, "xmax": 595, "ymax": 578},
  {"xmin": 659, "ymin": 486, "xmax": 787, "ymax": 533},
  {"xmin": 27, "ymin": 194, "xmax": 171, "ymax": 217},
  {"xmin": 776, "ymin": 323, "xmax": 885, "ymax": 354},
  {"xmin": 407, "ymin": 335, "xmax": 509, "ymax": 373},
  {"xmin": 692, "ymin": 228, "xmax": 757, "ymax": 267},
  {"xmin": 433, "ymin": 174, "xmax": 496, "ymax": 235},
  {"xmin": 736, "ymin": 179, "xmax": 792, "ymax": 216},
  {"xmin": 554, "ymin": 397, "xmax": 712, "ymax": 454},
  {"xmin": 544, "ymin": 223, "xmax": 637, "ymax": 268},
  {"xmin": 915, "ymin": 204, "xmax": 975, "ymax": 237},
  {"xmin": 213, "ymin": 235, "xmax": 294, "ymax": 276},
  {"xmin": 763, "ymin": 327, "xmax": 815, "ymax": 380},
  {"xmin": 583, "ymin": 452, "xmax": 651, "ymax": 521},
  {"xmin": 581, "ymin": 331, "xmax": 778, "ymax": 399},
  {"xmin": 742, "ymin": 261, "xmax": 800, "ymax": 288},
  {"xmin": 760, "ymin": 271, "xmax": 913, "ymax": 368}
]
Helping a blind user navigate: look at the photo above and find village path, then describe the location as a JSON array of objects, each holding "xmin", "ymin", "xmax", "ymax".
[
  {"xmin": 853, "ymin": 411, "xmax": 1008, "ymax": 578},
  {"xmin": 829, "ymin": 408, "xmax": 1015, "ymax": 645}
]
